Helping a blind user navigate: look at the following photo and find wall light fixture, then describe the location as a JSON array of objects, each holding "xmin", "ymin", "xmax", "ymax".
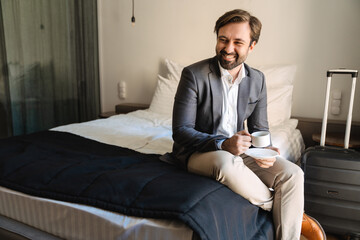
[{"xmin": 131, "ymin": 0, "xmax": 135, "ymax": 26}]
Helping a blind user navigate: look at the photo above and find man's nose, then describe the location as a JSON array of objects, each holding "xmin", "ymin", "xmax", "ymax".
[{"xmin": 224, "ymin": 42, "xmax": 235, "ymax": 53}]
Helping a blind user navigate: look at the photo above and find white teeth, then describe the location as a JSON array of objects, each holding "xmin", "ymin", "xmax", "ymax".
[{"xmin": 224, "ymin": 55, "xmax": 235, "ymax": 60}]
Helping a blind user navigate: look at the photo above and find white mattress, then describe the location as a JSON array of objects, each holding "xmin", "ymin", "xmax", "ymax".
[
  {"xmin": 0, "ymin": 110, "xmax": 305, "ymax": 240},
  {"xmin": 0, "ymin": 186, "xmax": 193, "ymax": 240}
]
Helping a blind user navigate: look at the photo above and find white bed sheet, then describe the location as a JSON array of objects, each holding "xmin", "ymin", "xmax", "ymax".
[
  {"xmin": 270, "ymin": 119, "xmax": 305, "ymax": 163},
  {"xmin": 53, "ymin": 110, "xmax": 173, "ymax": 155},
  {"xmin": 1, "ymin": 110, "xmax": 305, "ymax": 240},
  {"xmin": 53, "ymin": 109, "xmax": 305, "ymax": 162}
]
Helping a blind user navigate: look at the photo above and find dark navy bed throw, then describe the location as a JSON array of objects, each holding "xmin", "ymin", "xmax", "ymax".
[{"xmin": 0, "ymin": 131, "xmax": 274, "ymax": 240}]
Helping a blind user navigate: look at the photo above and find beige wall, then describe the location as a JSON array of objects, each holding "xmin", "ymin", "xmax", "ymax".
[{"xmin": 98, "ymin": 0, "xmax": 360, "ymax": 121}]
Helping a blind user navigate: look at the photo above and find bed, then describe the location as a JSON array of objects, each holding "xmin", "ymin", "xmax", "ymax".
[{"xmin": 0, "ymin": 59, "xmax": 305, "ymax": 240}]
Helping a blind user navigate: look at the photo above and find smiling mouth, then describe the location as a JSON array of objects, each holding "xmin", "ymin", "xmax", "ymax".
[
  {"xmin": 220, "ymin": 51, "xmax": 237, "ymax": 61},
  {"xmin": 223, "ymin": 54, "xmax": 236, "ymax": 61}
]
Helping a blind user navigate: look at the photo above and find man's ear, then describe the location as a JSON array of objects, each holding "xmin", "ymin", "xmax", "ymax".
[{"xmin": 249, "ymin": 41, "xmax": 256, "ymax": 52}]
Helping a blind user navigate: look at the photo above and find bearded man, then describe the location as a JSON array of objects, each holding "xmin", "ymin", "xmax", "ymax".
[{"xmin": 169, "ymin": 9, "xmax": 326, "ymax": 240}]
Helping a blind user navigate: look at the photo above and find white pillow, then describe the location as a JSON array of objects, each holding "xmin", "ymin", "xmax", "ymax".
[
  {"xmin": 148, "ymin": 75, "xmax": 179, "ymax": 116},
  {"xmin": 165, "ymin": 58, "xmax": 184, "ymax": 82},
  {"xmin": 258, "ymin": 65, "xmax": 297, "ymax": 88},
  {"xmin": 258, "ymin": 65, "xmax": 297, "ymax": 127},
  {"xmin": 267, "ymin": 85, "xmax": 294, "ymax": 127},
  {"xmin": 156, "ymin": 60, "xmax": 296, "ymax": 126},
  {"xmin": 164, "ymin": 61, "xmax": 296, "ymax": 88}
]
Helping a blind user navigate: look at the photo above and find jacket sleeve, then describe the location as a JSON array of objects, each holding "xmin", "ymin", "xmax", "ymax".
[
  {"xmin": 172, "ymin": 67, "xmax": 226, "ymax": 153},
  {"xmin": 246, "ymin": 71, "xmax": 270, "ymax": 134}
]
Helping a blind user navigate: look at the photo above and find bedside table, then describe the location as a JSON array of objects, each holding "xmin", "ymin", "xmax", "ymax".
[
  {"xmin": 115, "ymin": 103, "xmax": 149, "ymax": 114},
  {"xmin": 98, "ymin": 111, "xmax": 116, "ymax": 118},
  {"xmin": 312, "ymin": 132, "xmax": 360, "ymax": 148}
]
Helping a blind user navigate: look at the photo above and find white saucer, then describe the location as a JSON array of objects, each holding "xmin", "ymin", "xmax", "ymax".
[{"xmin": 245, "ymin": 148, "xmax": 279, "ymax": 159}]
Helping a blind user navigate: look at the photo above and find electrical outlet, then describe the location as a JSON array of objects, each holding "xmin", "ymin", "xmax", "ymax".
[
  {"xmin": 118, "ymin": 81, "xmax": 126, "ymax": 99},
  {"xmin": 332, "ymin": 89, "xmax": 342, "ymax": 100},
  {"xmin": 330, "ymin": 89, "xmax": 341, "ymax": 115}
]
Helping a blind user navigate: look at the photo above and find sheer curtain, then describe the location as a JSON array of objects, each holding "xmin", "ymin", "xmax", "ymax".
[{"xmin": 0, "ymin": 0, "xmax": 99, "ymax": 137}]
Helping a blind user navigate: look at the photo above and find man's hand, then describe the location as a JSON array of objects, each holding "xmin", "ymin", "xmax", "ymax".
[
  {"xmin": 254, "ymin": 146, "xmax": 280, "ymax": 168},
  {"xmin": 254, "ymin": 157, "xmax": 276, "ymax": 168},
  {"xmin": 221, "ymin": 130, "xmax": 251, "ymax": 155},
  {"xmin": 267, "ymin": 146, "xmax": 280, "ymax": 155},
  {"xmin": 222, "ymin": 132, "xmax": 281, "ymax": 168}
]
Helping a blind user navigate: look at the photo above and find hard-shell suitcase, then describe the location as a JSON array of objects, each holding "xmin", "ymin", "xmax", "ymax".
[{"xmin": 301, "ymin": 69, "xmax": 360, "ymax": 236}]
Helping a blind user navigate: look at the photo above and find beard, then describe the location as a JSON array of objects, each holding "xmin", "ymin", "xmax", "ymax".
[{"xmin": 216, "ymin": 49, "xmax": 247, "ymax": 70}]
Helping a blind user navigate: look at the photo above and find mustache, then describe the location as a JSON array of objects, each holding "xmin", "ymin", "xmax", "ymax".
[{"xmin": 220, "ymin": 50, "xmax": 237, "ymax": 57}]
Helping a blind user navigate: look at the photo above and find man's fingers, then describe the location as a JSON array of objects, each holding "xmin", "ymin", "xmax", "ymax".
[
  {"xmin": 266, "ymin": 146, "xmax": 280, "ymax": 155},
  {"xmin": 234, "ymin": 134, "xmax": 251, "ymax": 143},
  {"xmin": 241, "ymin": 146, "xmax": 250, "ymax": 153},
  {"xmin": 254, "ymin": 158, "xmax": 276, "ymax": 168},
  {"xmin": 255, "ymin": 160, "xmax": 270, "ymax": 168},
  {"xmin": 238, "ymin": 130, "xmax": 250, "ymax": 136}
]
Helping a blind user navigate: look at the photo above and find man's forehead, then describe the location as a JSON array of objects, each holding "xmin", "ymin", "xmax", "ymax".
[{"xmin": 217, "ymin": 22, "xmax": 251, "ymax": 41}]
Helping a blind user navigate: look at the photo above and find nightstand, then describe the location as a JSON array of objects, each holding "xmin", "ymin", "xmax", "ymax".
[
  {"xmin": 312, "ymin": 132, "xmax": 360, "ymax": 148},
  {"xmin": 98, "ymin": 111, "xmax": 116, "ymax": 118},
  {"xmin": 115, "ymin": 103, "xmax": 149, "ymax": 114},
  {"xmin": 99, "ymin": 103, "xmax": 150, "ymax": 118}
]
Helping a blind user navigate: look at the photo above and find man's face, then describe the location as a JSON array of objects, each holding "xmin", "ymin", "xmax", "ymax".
[{"xmin": 216, "ymin": 22, "xmax": 255, "ymax": 71}]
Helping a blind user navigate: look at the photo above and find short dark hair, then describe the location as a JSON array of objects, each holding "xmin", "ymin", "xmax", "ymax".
[{"xmin": 214, "ymin": 9, "xmax": 262, "ymax": 44}]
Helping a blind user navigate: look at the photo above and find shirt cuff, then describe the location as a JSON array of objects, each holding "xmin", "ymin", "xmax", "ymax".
[{"xmin": 216, "ymin": 139, "xmax": 226, "ymax": 150}]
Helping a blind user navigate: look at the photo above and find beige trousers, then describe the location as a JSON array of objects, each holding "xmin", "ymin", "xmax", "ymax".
[{"xmin": 188, "ymin": 150, "xmax": 304, "ymax": 240}]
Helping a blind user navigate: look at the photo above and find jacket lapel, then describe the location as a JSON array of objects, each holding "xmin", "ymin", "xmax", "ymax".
[
  {"xmin": 237, "ymin": 66, "xmax": 251, "ymax": 131},
  {"xmin": 208, "ymin": 58, "xmax": 223, "ymax": 132}
]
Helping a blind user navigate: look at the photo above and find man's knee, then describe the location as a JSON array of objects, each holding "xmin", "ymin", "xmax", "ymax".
[
  {"xmin": 210, "ymin": 150, "xmax": 235, "ymax": 167},
  {"xmin": 188, "ymin": 150, "xmax": 236, "ymax": 179},
  {"xmin": 282, "ymin": 162, "xmax": 304, "ymax": 186},
  {"xmin": 204, "ymin": 151, "xmax": 236, "ymax": 179}
]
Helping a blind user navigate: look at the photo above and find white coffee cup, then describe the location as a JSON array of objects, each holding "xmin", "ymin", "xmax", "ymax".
[{"xmin": 251, "ymin": 131, "xmax": 271, "ymax": 148}]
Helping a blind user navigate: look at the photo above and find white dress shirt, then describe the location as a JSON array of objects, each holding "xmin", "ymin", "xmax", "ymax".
[{"xmin": 216, "ymin": 62, "xmax": 246, "ymax": 149}]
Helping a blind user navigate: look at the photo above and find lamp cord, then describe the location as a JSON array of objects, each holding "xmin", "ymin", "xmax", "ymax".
[{"xmin": 132, "ymin": 0, "xmax": 135, "ymax": 18}]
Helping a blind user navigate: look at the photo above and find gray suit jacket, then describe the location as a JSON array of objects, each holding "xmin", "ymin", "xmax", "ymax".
[{"xmin": 170, "ymin": 56, "xmax": 269, "ymax": 168}]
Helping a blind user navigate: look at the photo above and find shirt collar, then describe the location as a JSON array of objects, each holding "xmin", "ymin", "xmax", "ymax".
[{"xmin": 218, "ymin": 62, "xmax": 245, "ymax": 85}]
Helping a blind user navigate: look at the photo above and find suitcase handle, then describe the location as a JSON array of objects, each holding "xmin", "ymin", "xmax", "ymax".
[
  {"xmin": 321, "ymin": 69, "xmax": 358, "ymax": 149},
  {"xmin": 327, "ymin": 69, "xmax": 358, "ymax": 78}
]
